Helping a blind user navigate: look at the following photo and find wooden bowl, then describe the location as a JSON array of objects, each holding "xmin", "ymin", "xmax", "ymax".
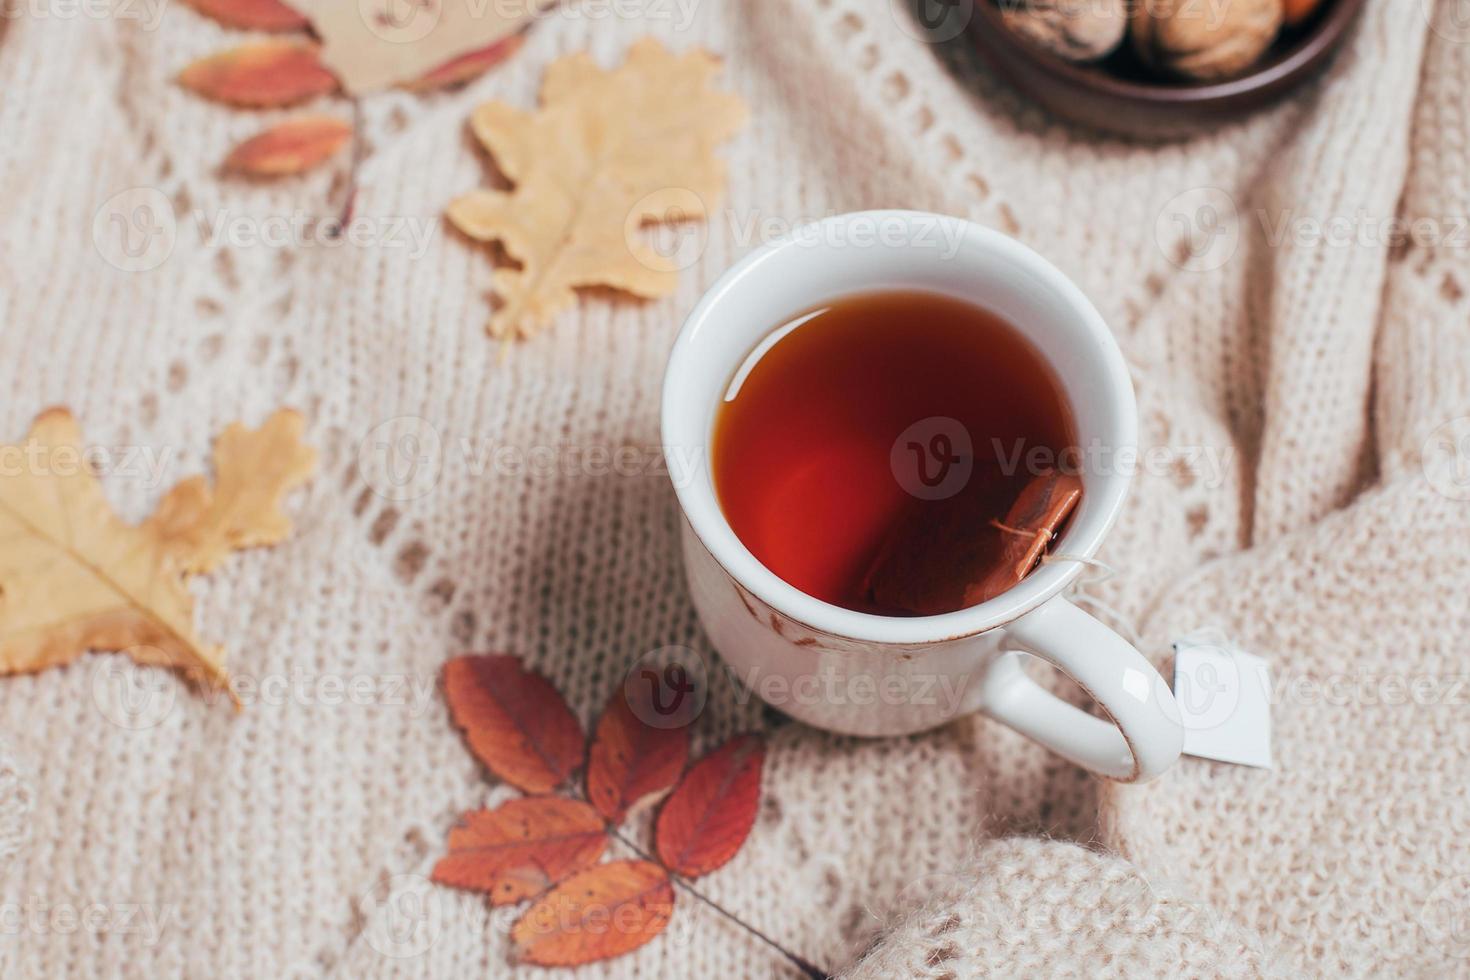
[{"xmin": 968, "ymin": 0, "xmax": 1367, "ymax": 138}]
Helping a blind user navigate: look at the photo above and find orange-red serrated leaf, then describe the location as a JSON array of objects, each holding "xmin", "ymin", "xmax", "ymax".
[
  {"xmin": 432, "ymin": 797, "xmax": 607, "ymax": 906},
  {"xmin": 223, "ymin": 116, "xmax": 351, "ymax": 176},
  {"xmin": 586, "ymin": 685, "xmax": 690, "ymax": 823},
  {"xmin": 181, "ymin": 0, "xmax": 309, "ymax": 31},
  {"xmin": 443, "ymin": 654, "xmax": 585, "ymax": 794},
  {"xmin": 406, "ymin": 34, "xmax": 525, "ymax": 92},
  {"xmin": 179, "ymin": 42, "xmax": 339, "ymax": 107},
  {"xmin": 655, "ymin": 734, "xmax": 764, "ymax": 878},
  {"xmin": 511, "ymin": 860, "xmax": 673, "ymax": 966}
]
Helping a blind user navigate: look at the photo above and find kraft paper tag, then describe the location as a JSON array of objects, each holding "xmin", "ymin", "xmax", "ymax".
[{"xmin": 1171, "ymin": 633, "xmax": 1273, "ymax": 769}]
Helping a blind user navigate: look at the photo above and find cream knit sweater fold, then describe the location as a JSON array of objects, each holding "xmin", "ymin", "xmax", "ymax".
[{"xmin": 2, "ymin": 0, "xmax": 1467, "ymax": 977}]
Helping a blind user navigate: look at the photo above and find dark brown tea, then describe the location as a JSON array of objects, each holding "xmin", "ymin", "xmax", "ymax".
[{"xmin": 712, "ymin": 290, "xmax": 1078, "ymax": 616}]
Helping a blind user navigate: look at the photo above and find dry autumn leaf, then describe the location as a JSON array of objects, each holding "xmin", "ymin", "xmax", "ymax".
[
  {"xmin": 223, "ymin": 116, "xmax": 352, "ymax": 177},
  {"xmin": 432, "ymin": 796, "xmax": 607, "ymax": 906},
  {"xmin": 155, "ymin": 411, "xmax": 320, "ymax": 574},
  {"xmin": 179, "ymin": 41, "xmax": 339, "ymax": 107},
  {"xmin": 181, "ymin": 0, "xmax": 309, "ymax": 31},
  {"xmin": 586, "ymin": 686, "xmax": 690, "ymax": 824},
  {"xmin": 406, "ymin": 34, "xmax": 526, "ymax": 92},
  {"xmin": 290, "ymin": 0, "xmax": 551, "ymax": 94},
  {"xmin": 511, "ymin": 859, "xmax": 674, "ymax": 966},
  {"xmin": 0, "ymin": 409, "xmax": 316, "ymax": 691},
  {"xmin": 444, "ymin": 654, "xmax": 586, "ymax": 794},
  {"xmin": 655, "ymin": 734, "xmax": 764, "ymax": 878},
  {"xmin": 447, "ymin": 38, "xmax": 748, "ymax": 341}
]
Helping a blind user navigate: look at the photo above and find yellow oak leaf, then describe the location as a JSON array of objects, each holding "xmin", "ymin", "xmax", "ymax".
[
  {"xmin": 446, "ymin": 38, "xmax": 748, "ymax": 342},
  {"xmin": 159, "ymin": 411, "xmax": 318, "ymax": 574},
  {"xmin": 0, "ymin": 408, "xmax": 317, "ymax": 693}
]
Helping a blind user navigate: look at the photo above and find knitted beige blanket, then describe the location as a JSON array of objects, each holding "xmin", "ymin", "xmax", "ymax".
[{"xmin": 2, "ymin": 0, "xmax": 1467, "ymax": 976}]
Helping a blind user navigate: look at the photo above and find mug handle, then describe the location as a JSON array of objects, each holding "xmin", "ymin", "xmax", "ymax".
[{"xmin": 983, "ymin": 596, "xmax": 1184, "ymax": 782}]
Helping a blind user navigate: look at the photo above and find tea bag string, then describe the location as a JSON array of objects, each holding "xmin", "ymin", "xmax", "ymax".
[
  {"xmin": 989, "ymin": 517, "xmax": 1144, "ymax": 649},
  {"xmin": 1038, "ymin": 550, "xmax": 1147, "ymax": 651}
]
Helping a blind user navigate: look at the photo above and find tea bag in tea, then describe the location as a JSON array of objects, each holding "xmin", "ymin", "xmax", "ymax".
[
  {"xmin": 861, "ymin": 467, "xmax": 1082, "ymax": 616},
  {"xmin": 966, "ymin": 469, "xmax": 1082, "ymax": 605}
]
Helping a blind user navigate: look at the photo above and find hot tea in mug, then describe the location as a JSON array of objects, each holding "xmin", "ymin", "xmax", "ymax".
[
  {"xmin": 712, "ymin": 289, "xmax": 1081, "ymax": 616},
  {"xmin": 664, "ymin": 211, "xmax": 1182, "ymax": 779}
]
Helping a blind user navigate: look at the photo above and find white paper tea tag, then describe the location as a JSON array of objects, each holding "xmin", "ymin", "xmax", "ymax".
[{"xmin": 1171, "ymin": 633, "xmax": 1273, "ymax": 769}]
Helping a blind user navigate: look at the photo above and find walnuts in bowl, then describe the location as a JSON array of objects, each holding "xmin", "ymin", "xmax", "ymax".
[
  {"xmin": 998, "ymin": 0, "xmax": 1314, "ymax": 82},
  {"xmin": 1132, "ymin": 0, "xmax": 1284, "ymax": 80},
  {"xmin": 1000, "ymin": 0, "xmax": 1129, "ymax": 63}
]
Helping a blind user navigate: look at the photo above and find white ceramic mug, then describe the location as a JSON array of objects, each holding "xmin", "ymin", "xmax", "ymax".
[{"xmin": 661, "ymin": 211, "xmax": 1183, "ymax": 781}]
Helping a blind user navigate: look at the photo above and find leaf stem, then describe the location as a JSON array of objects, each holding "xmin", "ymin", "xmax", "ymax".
[{"xmin": 609, "ymin": 828, "xmax": 830, "ymax": 980}]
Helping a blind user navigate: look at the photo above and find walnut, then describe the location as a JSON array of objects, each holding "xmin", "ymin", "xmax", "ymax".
[
  {"xmin": 1000, "ymin": 0, "xmax": 1128, "ymax": 63},
  {"xmin": 1131, "ymin": 0, "xmax": 1285, "ymax": 81}
]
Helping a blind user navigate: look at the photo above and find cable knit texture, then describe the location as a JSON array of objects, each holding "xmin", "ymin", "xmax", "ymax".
[{"xmin": 0, "ymin": 0, "xmax": 1467, "ymax": 977}]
